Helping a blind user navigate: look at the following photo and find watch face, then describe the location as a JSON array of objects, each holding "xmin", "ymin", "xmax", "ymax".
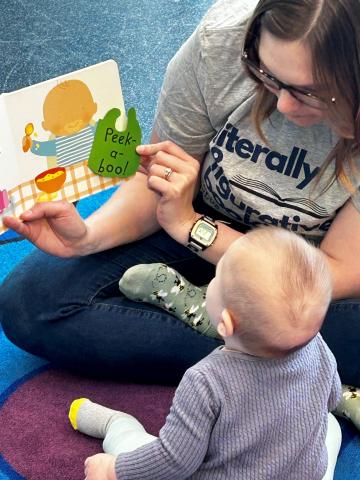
[{"xmin": 194, "ymin": 221, "xmax": 216, "ymax": 245}]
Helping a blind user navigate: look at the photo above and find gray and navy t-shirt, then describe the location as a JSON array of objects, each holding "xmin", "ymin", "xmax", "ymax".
[{"xmin": 154, "ymin": 0, "xmax": 360, "ymax": 242}]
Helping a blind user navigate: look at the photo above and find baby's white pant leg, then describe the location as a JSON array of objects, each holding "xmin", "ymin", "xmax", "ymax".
[
  {"xmin": 322, "ymin": 413, "xmax": 342, "ymax": 480},
  {"xmin": 102, "ymin": 413, "xmax": 158, "ymax": 456}
]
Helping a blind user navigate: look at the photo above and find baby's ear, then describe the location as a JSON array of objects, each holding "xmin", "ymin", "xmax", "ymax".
[
  {"xmin": 217, "ymin": 309, "xmax": 235, "ymax": 338},
  {"xmin": 42, "ymin": 120, "xmax": 49, "ymax": 131}
]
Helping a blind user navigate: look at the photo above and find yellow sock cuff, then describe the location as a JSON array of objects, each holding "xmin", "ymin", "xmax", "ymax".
[{"xmin": 68, "ymin": 398, "xmax": 89, "ymax": 430}]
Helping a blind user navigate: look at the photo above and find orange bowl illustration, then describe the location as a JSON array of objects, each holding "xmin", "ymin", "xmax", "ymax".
[{"xmin": 35, "ymin": 167, "xmax": 66, "ymax": 194}]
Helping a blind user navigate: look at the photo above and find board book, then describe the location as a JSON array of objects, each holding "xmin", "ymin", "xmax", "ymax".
[{"xmin": 0, "ymin": 60, "xmax": 141, "ymax": 234}]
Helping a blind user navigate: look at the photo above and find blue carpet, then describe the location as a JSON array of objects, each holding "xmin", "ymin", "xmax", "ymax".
[{"xmin": 0, "ymin": 1, "xmax": 359, "ymax": 479}]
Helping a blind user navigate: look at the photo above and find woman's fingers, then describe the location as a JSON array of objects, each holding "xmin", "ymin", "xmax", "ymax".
[
  {"xmin": 148, "ymin": 162, "xmax": 177, "ymax": 180},
  {"xmin": 146, "ymin": 163, "xmax": 178, "ymax": 196},
  {"xmin": 3, "ymin": 201, "xmax": 72, "ymax": 236},
  {"xmin": 137, "ymin": 141, "xmax": 198, "ymax": 172},
  {"xmin": 137, "ymin": 140, "xmax": 194, "ymax": 162},
  {"xmin": 18, "ymin": 200, "xmax": 73, "ymax": 222},
  {"xmin": 144, "ymin": 152, "xmax": 180, "ymax": 173},
  {"xmin": 2, "ymin": 215, "xmax": 27, "ymax": 236},
  {"xmin": 147, "ymin": 174, "xmax": 173, "ymax": 197},
  {"xmin": 144, "ymin": 151, "xmax": 199, "ymax": 180},
  {"xmin": 3, "ymin": 202, "xmax": 60, "ymax": 231}
]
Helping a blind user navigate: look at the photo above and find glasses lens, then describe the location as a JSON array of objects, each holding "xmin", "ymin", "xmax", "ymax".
[
  {"xmin": 243, "ymin": 55, "xmax": 329, "ymax": 110},
  {"xmin": 247, "ymin": 65, "xmax": 280, "ymax": 92},
  {"xmin": 290, "ymin": 90, "xmax": 326, "ymax": 109}
]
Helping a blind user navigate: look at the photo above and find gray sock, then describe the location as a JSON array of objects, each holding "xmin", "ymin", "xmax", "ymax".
[
  {"xmin": 119, "ymin": 263, "xmax": 220, "ymax": 339},
  {"xmin": 71, "ymin": 399, "xmax": 131, "ymax": 439}
]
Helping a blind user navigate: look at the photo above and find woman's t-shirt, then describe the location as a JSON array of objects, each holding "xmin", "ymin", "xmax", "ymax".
[{"xmin": 154, "ymin": 0, "xmax": 360, "ymax": 241}]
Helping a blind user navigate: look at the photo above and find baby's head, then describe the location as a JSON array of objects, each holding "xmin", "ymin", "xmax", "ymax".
[
  {"xmin": 206, "ymin": 227, "xmax": 332, "ymax": 358},
  {"xmin": 42, "ymin": 80, "xmax": 97, "ymax": 136}
]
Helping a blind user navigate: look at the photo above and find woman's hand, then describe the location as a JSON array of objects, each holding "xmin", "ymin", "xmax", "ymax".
[
  {"xmin": 137, "ymin": 141, "xmax": 201, "ymax": 243},
  {"xmin": 3, "ymin": 201, "xmax": 91, "ymax": 257},
  {"xmin": 84, "ymin": 453, "xmax": 116, "ymax": 480}
]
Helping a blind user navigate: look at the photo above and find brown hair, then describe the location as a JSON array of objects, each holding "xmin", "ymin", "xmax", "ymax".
[{"xmin": 243, "ymin": 0, "xmax": 360, "ymax": 193}]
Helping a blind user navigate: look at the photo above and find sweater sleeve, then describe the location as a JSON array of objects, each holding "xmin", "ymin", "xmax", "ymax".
[
  {"xmin": 328, "ymin": 370, "xmax": 342, "ymax": 412},
  {"xmin": 115, "ymin": 368, "xmax": 218, "ymax": 480}
]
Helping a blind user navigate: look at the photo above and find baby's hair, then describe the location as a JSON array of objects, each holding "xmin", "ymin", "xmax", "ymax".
[{"xmin": 221, "ymin": 227, "xmax": 332, "ymax": 355}]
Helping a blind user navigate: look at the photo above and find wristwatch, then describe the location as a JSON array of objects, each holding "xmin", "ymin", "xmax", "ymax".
[{"xmin": 187, "ymin": 215, "xmax": 218, "ymax": 253}]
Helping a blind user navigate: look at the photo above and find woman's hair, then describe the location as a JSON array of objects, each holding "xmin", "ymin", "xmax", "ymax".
[
  {"xmin": 221, "ymin": 227, "xmax": 332, "ymax": 355},
  {"xmin": 243, "ymin": 0, "xmax": 360, "ymax": 193}
]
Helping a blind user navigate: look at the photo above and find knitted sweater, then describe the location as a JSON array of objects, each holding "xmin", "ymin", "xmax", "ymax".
[{"xmin": 115, "ymin": 334, "xmax": 341, "ymax": 479}]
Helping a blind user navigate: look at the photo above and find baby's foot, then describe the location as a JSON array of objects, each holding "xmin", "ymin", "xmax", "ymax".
[
  {"xmin": 68, "ymin": 398, "xmax": 133, "ymax": 438},
  {"xmin": 334, "ymin": 384, "xmax": 360, "ymax": 431},
  {"xmin": 119, "ymin": 263, "xmax": 220, "ymax": 339}
]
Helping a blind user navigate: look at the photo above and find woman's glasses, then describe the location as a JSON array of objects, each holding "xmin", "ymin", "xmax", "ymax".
[{"xmin": 241, "ymin": 51, "xmax": 335, "ymax": 110}]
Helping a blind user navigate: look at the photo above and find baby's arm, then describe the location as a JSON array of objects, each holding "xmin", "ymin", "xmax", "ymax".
[
  {"xmin": 30, "ymin": 138, "xmax": 57, "ymax": 156},
  {"xmin": 114, "ymin": 368, "xmax": 218, "ymax": 479}
]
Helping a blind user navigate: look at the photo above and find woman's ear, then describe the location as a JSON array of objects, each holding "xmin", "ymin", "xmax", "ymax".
[{"xmin": 217, "ymin": 308, "xmax": 236, "ymax": 338}]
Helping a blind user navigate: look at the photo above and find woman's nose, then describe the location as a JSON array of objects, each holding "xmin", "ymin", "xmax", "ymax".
[{"xmin": 276, "ymin": 89, "xmax": 301, "ymax": 114}]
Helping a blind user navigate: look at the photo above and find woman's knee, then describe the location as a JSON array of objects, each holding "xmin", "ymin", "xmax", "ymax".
[{"xmin": 0, "ymin": 250, "xmax": 70, "ymax": 348}]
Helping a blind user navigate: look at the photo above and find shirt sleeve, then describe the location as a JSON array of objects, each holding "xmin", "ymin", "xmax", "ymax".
[
  {"xmin": 153, "ymin": 1, "xmax": 257, "ymax": 157},
  {"xmin": 115, "ymin": 368, "xmax": 218, "ymax": 480},
  {"xmin": 153, "ymin": 23, "xmax": 216, "ymax": 156},
  {"xmin": 30, "ymin": 138, "xmax": 57, "ymax": 156}
]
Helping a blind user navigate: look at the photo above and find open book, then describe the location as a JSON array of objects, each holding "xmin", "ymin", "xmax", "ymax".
[{"xmin": 0, "ymin": 60, "xmax": 141, "ymax": 234}]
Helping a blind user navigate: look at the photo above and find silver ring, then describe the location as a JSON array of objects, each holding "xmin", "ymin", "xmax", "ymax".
[{"xmin": 164, "ymin": 167, "xmax": 173, "ymax": 181}]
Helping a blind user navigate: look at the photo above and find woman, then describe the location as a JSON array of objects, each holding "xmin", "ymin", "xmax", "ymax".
[{"xmin": 1, "ymin": 0, "xmax": 359, "ymax": 386}]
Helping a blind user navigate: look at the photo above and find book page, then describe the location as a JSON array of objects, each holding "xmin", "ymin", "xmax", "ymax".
[
  {"xmin": 0, "ymin": 95, "xmax": 20, "ymax": 190},
  {"xmin": 0, "ymin": 60, "xmax": 140, "ymax": 234}
]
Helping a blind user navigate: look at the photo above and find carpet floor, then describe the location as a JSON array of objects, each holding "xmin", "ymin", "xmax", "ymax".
[{"xmin": 0, "ymin": 1, "xmax": 359, "ymax": 479}]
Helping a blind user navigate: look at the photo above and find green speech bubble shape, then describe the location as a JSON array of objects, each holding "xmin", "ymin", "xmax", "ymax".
[{"xmin": 88, "ymin": 107, "xmax": 141, "ymax": 178}]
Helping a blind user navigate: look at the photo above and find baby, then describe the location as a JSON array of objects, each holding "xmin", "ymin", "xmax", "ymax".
[
  {"xmin": 69, "ymin": 227, "xmax": 342, "ymax": 480},
  {"xmin": 26, "ymin": 79, "xmax": 97, "ymax": 169}
]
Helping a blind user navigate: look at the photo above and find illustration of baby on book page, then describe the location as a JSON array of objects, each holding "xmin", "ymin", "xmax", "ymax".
[{"xmin": 0, "ymin": 60, "xmax": 142, "ymax": 234}]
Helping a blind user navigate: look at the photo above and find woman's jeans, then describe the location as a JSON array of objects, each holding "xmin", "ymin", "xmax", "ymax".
[{"xmin": 0, "ymin": 230, "xmax": 359, "ymax": 385}]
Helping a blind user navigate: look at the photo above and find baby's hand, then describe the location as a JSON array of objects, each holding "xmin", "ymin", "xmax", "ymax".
[
  {"xmin": 84, "ymin": 453, "xmax": 116, "ymax": 480},
  {"xmin": 22, "ymin": 135, "xmax": 33, "ymax": 152}
]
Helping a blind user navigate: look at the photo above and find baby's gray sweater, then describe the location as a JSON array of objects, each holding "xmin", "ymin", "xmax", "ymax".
[{"xmin": 115, "ymin": 334, "xmax": 341, "ymax": 480}]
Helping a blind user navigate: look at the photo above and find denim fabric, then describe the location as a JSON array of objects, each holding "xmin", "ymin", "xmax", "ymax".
[
  {"xmin": 0, "ymin": 229, "xmax": 359, "ymax": 385},
  {"xmin": 321, "ymin": 299, "xmax": 360, "ymax": 386},
  {"xmin": 0, "ymin": 230, "xmax": 220, "ymax": 384}
]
